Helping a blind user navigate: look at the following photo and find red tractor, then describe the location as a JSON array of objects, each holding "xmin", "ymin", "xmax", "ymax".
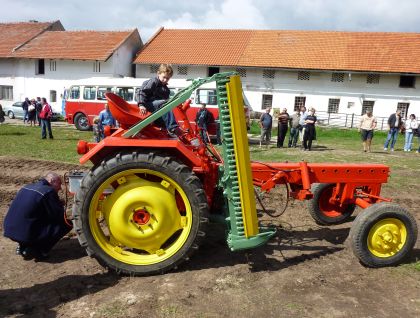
[{"xmin": 71, "ymin": 73, "xmax": 417, "ymax": 276}]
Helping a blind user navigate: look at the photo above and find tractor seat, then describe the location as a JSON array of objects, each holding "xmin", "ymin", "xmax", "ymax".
[{"xmin": 105, "ymin": 93, "xmax": 148, "ymax": 129}]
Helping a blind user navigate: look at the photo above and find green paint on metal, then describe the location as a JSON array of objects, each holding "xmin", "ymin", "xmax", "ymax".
[{"xmin": 215, "ymin": 76, "xmax": 276, "ymax": 251}]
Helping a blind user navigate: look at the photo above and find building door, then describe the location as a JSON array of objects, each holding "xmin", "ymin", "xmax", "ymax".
[
  {"xmin": 294, "ymin": 96, "xmax": 306, "ymax": 111},
  {"xmin": 397, "ymin": 102, "xmax": 410, "ymax": 119},
  {"xmin": 361, "ymin": 100, "xmax": 375, "ymax": 115}
]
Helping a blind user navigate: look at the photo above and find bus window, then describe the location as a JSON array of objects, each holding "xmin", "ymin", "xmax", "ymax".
[
  {"xmin": 83, "ymin": 86, "xmax": 97, "ymax": 100},
  {"xmin": 116, "ymin": 87, "xmax": 134, "ymax": 101},
  {"xmin": 196, "ymin": 89, "xmax": 217, "ymax": 105},
  {"xmin": 97, "ymin": 87, "xmax": 113, "ymax": 100},
  {"xmin": 135, "ymin": 87, "xmax": 140, "ymax": 102},
  {"xmin": 70, "ymin": 86, "xmax": 80, "ymax": 99}
]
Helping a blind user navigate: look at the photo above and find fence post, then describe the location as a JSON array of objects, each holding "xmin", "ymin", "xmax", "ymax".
[
  {"xmin": 327, "ymin": 112, "xmax": 330, "ymax": 125},
  {"xmin": 350, "ymin": 114, "xmax": 354, "ymax": 128},
  {"xmin": 345, "ymin": 114, "xmax": 348, "ymax": 127}
]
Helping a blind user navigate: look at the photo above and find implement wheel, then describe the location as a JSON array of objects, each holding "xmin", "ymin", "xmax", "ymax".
[
  {"xmin": 308, "ymin": 183, "xmax": 356, "ymax": 225},
  {"xmin": 350, "ymin": 202, "xmax": 417, "ymax": 267},
  {"xmin": 72, "ymin": 152, "xmax": 209, "ymax": 276}
]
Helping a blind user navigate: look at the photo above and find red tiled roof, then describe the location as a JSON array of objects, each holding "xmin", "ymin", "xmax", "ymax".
[
  {"xmin": 134, "ymin": 29, "xmax": 420, "ymax": 74},
  {"xmin": 12, "ymin": 30, "xmax": 140, "ymax": 61},
  {"xmin": 0, "ymin": 21, "xmax": 62, "ymax": 57}
]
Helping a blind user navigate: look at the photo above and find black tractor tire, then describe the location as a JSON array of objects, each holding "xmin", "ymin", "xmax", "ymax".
[
  {"xmin": 74, "ymin": 113, "xmax": 91, "ymax": 131},
  {"xmin": 349, "ymin": 202, "xmax": 418, "ymax": 267},
  {"xmin": 72, "ymin": 152, "xmax": 209, "ymax": 276},
  {"xmin": 307, "ymin": 183, "xmax": 356, "ymax": 225}
]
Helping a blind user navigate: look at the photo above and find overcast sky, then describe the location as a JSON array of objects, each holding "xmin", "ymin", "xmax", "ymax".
[{"xmin": 2, "ymin": 0, "xmax": 420, "ymax": 41}]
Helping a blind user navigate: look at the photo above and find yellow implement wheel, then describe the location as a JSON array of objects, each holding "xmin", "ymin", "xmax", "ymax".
[
  {"xmin": 72, "ymin": 152, "xmax": 209, "ymax": 276},
  {"xmin": 367, "ymin": 218, "xmax": 407, "ymax": 258},
  {"xmin": 350, "ymin": 202, "xmax": 417, "ymax": 267}
]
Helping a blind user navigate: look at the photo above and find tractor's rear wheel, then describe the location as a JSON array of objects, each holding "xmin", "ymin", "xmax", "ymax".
[
  {"xmin": 350, "ymin": 202, "xmax": 417, "ymax": 267},
  {"xmin": 308, "ymin": 183, "xmax": 356, "ymax": 225},
  {"xmin": 72, "ymin": 152, "xmax": 209, "ymax": 276}
]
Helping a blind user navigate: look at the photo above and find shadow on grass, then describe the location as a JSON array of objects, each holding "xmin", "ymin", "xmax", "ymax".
[{"xmin": 0, "ymin": 131, "xmax": 27, "ymax": 136}]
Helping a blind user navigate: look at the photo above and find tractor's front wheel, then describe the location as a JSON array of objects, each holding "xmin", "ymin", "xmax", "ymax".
[
  {"xmin": 350, "ymin": 202, "xmax": 417, "ymax": 267},
  {"xmin": 72, "ymin": 152, "xmax": 209, "ymax": 276}
]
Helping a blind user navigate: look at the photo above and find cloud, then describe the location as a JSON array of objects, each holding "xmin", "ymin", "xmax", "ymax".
[
  {"xmin": 161, "ymin": 0, "xmax": 267, "ymax": 30},
  {"xmin": 1, "ymin": 0, "xmax": 420, "ymax": 42}
]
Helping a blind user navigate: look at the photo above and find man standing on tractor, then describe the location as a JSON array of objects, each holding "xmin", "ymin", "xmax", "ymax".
[{"xmin": 137, "ymin": 64, "xmax": 183, "ymax": 137}]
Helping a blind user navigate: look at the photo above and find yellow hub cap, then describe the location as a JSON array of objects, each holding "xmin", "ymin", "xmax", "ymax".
[
  {"xmin": 89, "ymin": 169, "xmax": 192, "ymax": 265},
  {"xmin": 367, "ymin": 218, "xmax": 407, "ymax": 258}
]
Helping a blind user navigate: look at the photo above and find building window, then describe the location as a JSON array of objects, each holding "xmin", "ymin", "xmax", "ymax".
[
  {"xmin": 367, "ymin": 73, "xmax": 380, "ymax": 84},
  {"xmin": 331, "ymin": 73, "xmax": 344, "ymax": 82},
  {"xmin": 208, "ymin": 67, "xmax": 220, "ymax": 77},
  {"xmin": 328, "ymin": 98, "xmax": 340, "ymax": 113},
  {"xmin": 83, "ymin": 86, "xmax": 97, "ymax": 100},
  {"xmin": 399, "ymin": 75, "xmax": 416, "ymax": 88},
  {"xmin": 0, "ymin": 85, "xmax": 13, "ymax": 100},
  {"xmin": 294, "ymin": 96, "xmax": 306, "ymax": 111},
  {"xmin": 397, "ymin": 102, "xmax": 410, "ymax": 119},
  {"xmin": 93, "ymin": 61, "xmax": 101, "ymax": 72},
  {"xmin": 49, "ymin": 60, "xmax": 57, "ymax": 71},
  {"xmin": 263, "ymin": 69, "xmax": 275, "ymax": 79},
  {"xmin": 361, "ymin": 100, "xmax": 375, "ymax": 115},
  {"xmin": 262, "ymin": 94, "xmax": 273, "ymax": 109},
  {"xmin": 150, "ymin": 64, "xmax": 159, "ymax": 74},
  {"xmin": 177, "ymin": 65, "xmax": 188, "ymax": 75},
  {"xmin": 50, "ymin": 90, "xmax": 57, "ymax": 103},
  {"xmin": 35, "ymin": 59, "xmax": 45, "ymax": 75},
  {"xmin": 236, "ymin": 68, "xmax": 247, "ymax": 78},
  {"xmin": 297, "ymin": 71, "xmax": 310, "ymax": 81},
  {"xmin": 347, "ymin": 101, "xmax": 355, "ymax": 109}
]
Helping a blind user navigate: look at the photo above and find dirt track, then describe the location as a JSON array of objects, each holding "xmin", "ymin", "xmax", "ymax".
[{"xmin": 0, "ymin": 155, "xmax": 419, "ymax": 318}]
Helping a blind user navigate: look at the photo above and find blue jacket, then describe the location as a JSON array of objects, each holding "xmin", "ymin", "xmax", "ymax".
[{"xmin": 3, "ymin": 179, "xmax": 72, "ymax": 244}]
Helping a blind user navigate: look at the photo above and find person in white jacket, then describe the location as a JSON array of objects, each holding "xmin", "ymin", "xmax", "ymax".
[{"xmin": 403, "ymin": 114, "xmax": 419, "ymax": 152}]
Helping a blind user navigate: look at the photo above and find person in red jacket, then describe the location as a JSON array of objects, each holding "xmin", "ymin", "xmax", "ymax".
[{"xmin": 39, "ymin": 97, "xmax": 54, "ymax": 139}]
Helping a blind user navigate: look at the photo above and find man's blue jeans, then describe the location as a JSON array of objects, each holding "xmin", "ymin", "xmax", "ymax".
[
  {"xmin": 288, "ymin": 127, "xmax": 299, "ymax": 147},
  {"xmin": 384, "ymin": 127, "xmax": 399, "ymax": 150},
  {"xmin": 404, "ymin": 131, "xmax": 414, "ymax": 151},
  {"xmin": 145, "ymin": 100, "xmax": 178, "ymax": 131},
  {"xmin": 41, "ymin": 119, "xmax": 53, "ymax": 139}
]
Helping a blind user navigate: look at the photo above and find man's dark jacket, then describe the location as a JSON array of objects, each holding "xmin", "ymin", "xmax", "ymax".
[
  {"xmin": 3, "ymin": 179, "xmax": 71, "ymax": 246},
  {"xmin": 387, "ymin": 113, "xmax": 402, "ymax": 128},
  {"xmin": 137, "ymin": 77, "xmax": 170, "ymax": 112}
]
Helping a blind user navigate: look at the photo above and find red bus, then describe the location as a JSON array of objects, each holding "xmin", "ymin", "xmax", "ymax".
[{"xmin": 65, "ymin": 83, "xmax": 252, "ymax": 132}]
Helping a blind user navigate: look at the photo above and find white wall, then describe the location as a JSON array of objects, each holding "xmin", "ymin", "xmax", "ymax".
[{"xmin": 136, "ymin": 64, "xmax": 420, "ymax": 119}]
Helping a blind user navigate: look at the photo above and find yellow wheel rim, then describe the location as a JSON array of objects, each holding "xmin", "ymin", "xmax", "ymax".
[
  {"xmin": 367, "ymin": 218, "xmax": 407, "ymax": 258},
  {"xmin": 88, "ymin": 169, "xmax": 192, "ymax": 266}
]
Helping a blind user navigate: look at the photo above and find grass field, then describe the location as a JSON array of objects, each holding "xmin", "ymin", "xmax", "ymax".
[{"xmin": 0, "ymin": 122, "xmax": 419, "ymax": 189}]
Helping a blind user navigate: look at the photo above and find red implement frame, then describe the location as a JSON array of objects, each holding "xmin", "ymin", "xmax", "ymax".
[{"xmin": 251, "ymin": 161, "xmax": 391, "ymax": 208}]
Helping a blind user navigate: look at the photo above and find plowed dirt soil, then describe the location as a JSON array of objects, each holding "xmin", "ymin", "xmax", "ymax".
[{"xmin": 0, "ymin": 155, "xmax": 419, "ymax": 318}]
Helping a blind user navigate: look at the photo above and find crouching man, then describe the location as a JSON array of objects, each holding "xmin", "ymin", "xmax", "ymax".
[{"xmin": 3, "ymin": 172, "xmax": 73, "ymax": 260}]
